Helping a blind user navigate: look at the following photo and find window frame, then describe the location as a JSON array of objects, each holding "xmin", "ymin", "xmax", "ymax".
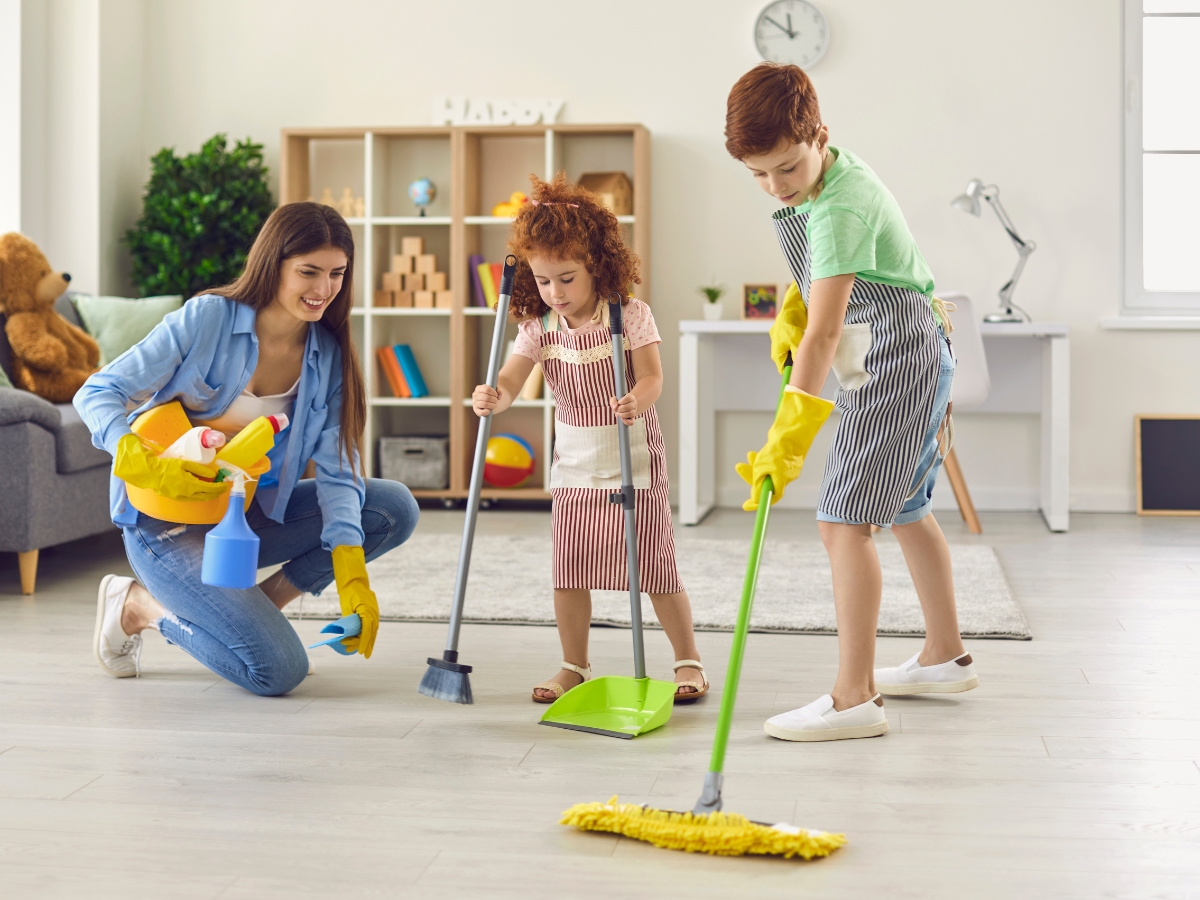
[{"xmin": 1123, "ymin": 0, "xmax": 1200, "ymax": 314}]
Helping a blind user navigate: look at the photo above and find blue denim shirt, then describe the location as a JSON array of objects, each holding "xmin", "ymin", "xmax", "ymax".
[{"xmin": 74, "ymin": 294, "xmax": 365, "ymax": 550}]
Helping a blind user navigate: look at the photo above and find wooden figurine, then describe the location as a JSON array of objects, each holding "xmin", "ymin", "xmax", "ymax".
[
  {"xmin": 319, "ymin": 187, "xmax": 335, "ymax": 208},
  {"xmin": 337, "ymin": 188, "xmax": 356, "ymax": 218}
]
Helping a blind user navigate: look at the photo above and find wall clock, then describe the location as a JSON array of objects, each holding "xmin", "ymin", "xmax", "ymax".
[{"xmin": 754, "ymin": 1, "xmax": 830, "ymax": 68}]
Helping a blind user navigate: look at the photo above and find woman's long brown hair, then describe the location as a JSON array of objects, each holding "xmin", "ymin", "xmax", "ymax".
[{"xmin": 206, "ymin": 202, "xmax": 365, "ymax": 475}]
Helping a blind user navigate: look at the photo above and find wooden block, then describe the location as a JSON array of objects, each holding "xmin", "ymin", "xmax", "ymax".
[
  {"xmin": 402, "ymin": 272, "xmax": 425, "ymax": 292},
  {"xmin": 413, "ymin": 290, "xmax": 434, "ymax": 308},
  {"xmin": 400, "ymin": 236, "xmax": 424, "ymax": 257},
  {"xmin": 373, "ymin": 290, "xmax": 394, "ymax": 308},
  {"xmin": 391, "ymin": 255, "xmax": 415, "ymax": 274},
  {"xmin": 434, "ymin": 290, "xmax": 453, "ymax": 309},
  {"xmin": 382, "ymin": 272, "xmax": 400, "ymax": 291},
  {"xmin": 416, "ymin": 254, "xmax": 437, "ymax": 274},
  {"xmin": 394, "ymin": 290, "xmax": 414, "ymax": 308},
  {"xmin": 426, "ymin": 272, "xmax": 447, "ymax": 292}
]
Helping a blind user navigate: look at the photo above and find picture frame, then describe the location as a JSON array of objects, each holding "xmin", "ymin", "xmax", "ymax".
[{"xmin": 741, "ymin": 283, "xmax": 779, "ymax": 319}]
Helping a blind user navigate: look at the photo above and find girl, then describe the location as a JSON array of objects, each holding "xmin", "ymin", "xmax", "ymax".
[
  {"xmin": 76, "ymin": 202, "xmax": 419, "ymax": 695},
  {"xmin": 472, "ymin": 175, "xmax": 707, "ymax": 704},
  {"xmin": 725, "ymin": 64, "xmax": 977, "ymax": 741}
]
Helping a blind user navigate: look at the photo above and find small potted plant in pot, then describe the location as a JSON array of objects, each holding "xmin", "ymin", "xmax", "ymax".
[{"xmin": 700, "ymin": 282, "xmax": 725, "ymax": 321}]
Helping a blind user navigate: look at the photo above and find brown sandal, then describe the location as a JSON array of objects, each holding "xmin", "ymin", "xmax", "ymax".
[
  {"xmin": 673, "ymin": 659, "xmax": 709, "ymax": 704},
  {"xmin": 531, "ymin": 661, "xmax": 592, "ymax": 704}
]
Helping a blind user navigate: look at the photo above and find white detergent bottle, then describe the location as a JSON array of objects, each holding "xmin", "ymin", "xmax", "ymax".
[{"xmin": 160, "ymin": 426, "xmax": 227, "ymax": 465}]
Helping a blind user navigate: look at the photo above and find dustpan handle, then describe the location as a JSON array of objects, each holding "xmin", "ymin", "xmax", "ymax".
[
  {"xmin": 444, "ymin": 255, "xmax": 517, "ymax": 657},
  {"xmin": 608, "ymin": 295, "xmax": 645, "ymax": 680}
]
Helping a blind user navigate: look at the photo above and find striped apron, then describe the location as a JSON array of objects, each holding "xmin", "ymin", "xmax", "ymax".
[
  {"xmin": 773, "ymin": 208, "xmax": 941, "ymax": 525},
  {"xmin": 537, "ymin": 313, "xmax": 683, "ymax": 593}
]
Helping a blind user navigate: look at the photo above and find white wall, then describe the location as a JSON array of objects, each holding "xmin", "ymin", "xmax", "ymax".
[
  {"xmin": 0, "ymin": 0, "xmax": 21, "ymax": 235},
  {"xmin": 34, "ymin": 0, "xmax": 1199, "ymax": 511}
]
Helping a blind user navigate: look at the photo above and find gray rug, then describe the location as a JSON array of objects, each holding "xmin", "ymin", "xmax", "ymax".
[{"xmin": 288, "ymin": 533, "xmax": 1030, "ymax": 639}]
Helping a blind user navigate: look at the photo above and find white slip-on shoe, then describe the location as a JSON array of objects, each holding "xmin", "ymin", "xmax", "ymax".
[
  {"xmin": 764, "ymin": 693, "xmax": 889, "ymax": 742},
  {"xmin": 875, "ymin": 651, "xmax": 978, "ymax": 696},
  {"xmin": 93, "ymin": 574, "xmax": 142, "ymax": 678}
]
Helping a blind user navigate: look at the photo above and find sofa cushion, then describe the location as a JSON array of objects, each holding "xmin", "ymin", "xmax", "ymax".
[
  {"xmin": 71, "ymin": 293, "xmax": 183, "ymax": 365},
  {"xmin": 0, "ymin": 386, "xmax": 61, "ymax": 430},
  {"xmin": 54, "ymin": 402, "xmax": 111, "ymax": 473}
]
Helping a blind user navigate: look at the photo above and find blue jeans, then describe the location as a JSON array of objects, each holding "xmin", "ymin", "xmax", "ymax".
[
  {"xmin": 121, "ymin": 478, "xmax": 419, "ymax": 696},
  {"xmin": 817, "ymin": 331, "xmax": 956, "ymax": 527}
]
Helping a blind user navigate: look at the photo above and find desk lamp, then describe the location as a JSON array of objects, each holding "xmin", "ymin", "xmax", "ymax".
[{"xmin": 951, "ymin": 179, "xmax": 1036, "ymax": 322}]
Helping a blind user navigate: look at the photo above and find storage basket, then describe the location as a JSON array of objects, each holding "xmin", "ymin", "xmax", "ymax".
[{"xmin": 379, "ymin": 435, "xmax": 449, "ymax": 489}]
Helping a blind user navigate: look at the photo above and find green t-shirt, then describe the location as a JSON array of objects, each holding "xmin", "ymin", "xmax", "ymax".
[{"xmin": 782, "ymin": 147, "xmax": 935, "ymax": 297}]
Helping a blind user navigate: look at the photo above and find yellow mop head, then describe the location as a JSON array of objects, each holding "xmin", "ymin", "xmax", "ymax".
[{"xmin": 560, "ymin": 796, "xmax": 847, "ymax": 859}]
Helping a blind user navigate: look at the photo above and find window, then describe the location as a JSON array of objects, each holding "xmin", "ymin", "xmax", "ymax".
[{"xmin": 1123, "ymin": 1, "xmax": 1200, "ymax": 312}]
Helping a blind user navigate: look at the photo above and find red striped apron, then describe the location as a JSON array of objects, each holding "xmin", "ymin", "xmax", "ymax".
[{"xmin": 538, "ymin": 314, "xmax": 683, "ymax": 593}]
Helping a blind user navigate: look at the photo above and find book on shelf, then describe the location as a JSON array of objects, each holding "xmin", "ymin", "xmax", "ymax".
[
  {"xmin": 490, "ymin": 263, "xmax": 503, "ymax": 299},
  {"xmin": 476, "ymin": 262, "xmax": 498, "ymax": 309},
  {"xmin": 376, "ymin": 346, "xmax": 411, "ymax": 398},
  {"xmin": 468, "ymin": 253, "xmax": 487, "ymax": 307},
  {"xmin": 392, "ymin": 345, "xmax": 429, "ymax": 398}
]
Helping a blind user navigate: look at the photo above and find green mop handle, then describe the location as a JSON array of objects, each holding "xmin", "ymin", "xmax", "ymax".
[{"xmin": 700, "ymin": 356, "xmax": 792, "ymax": 801}]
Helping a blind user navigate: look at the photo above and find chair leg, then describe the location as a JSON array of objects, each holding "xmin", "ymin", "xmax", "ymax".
[
  {"xmin": 18, "ymin": 549, "xmax": 38, "ymax": 595},
  {"xmin": 942, "ymin": 448, "xmax": 983, "ymax": 535}
]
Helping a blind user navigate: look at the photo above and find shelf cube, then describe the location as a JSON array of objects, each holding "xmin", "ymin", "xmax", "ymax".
[
  {"xmin": 434, "ymin": 290, "xmax": 453, "ymax": 309},
  {"xmin": 382, "ymin": 272, "xmax": 400, "ymax": 291},
  {"xmin": 414, "ymin": 290, "xmax": 435, "ymax": 308},
  {"xmin": 394, "ymin": 290, "xmax": 414, "ymax": 308},
  {"xmin": 402, "ymin": 272, "xmax": 425, "ymax": 292},
  {"xmin": 426, "ymin": 272, "xmax": 447, "ymax": 292},
  {"xmin": 391, "ymin": 255, "xmax": 415, "ymax": 274},
  {"xmin": 416, "ymin": 254, "xmax": 437, "ymax": 275},
  {"xmin": 401, "ymin": 236, "xmax": 424, "ymax": 257},
  {"xmin": 373, "ymin": 290, "xmax": 394, "ymax": 307}
]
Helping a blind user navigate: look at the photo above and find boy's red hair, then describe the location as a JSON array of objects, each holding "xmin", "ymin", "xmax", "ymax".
[
  {"xmin": 507, "ymin": 173, "xmax": 641, "ymax": 319},
  {"xmin": 724, "ymin": 63, "xmax": 822, "ymax": 160}
]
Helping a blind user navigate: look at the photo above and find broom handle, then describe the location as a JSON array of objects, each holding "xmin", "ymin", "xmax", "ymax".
[
  {"xmin": 609, "ymin": 297, "xmax": 645, "ymax": 680},
  {"xmin": 443, "ymin": 255, "xmax": 516, "ymax": 657},
  {"xmin": 706, "ymin": 359, "xmax": 792, "ymax": 774}
]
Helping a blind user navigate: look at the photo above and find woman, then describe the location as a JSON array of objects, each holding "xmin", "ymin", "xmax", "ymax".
[{"xmin": 76, "ymin": 202, "xmax": 418, "ymax": 696}]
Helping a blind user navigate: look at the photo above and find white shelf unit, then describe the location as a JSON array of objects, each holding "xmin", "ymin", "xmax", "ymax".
[{"xmin": 280, "ymin": 124, "xmax": 650, "ymax": 501}]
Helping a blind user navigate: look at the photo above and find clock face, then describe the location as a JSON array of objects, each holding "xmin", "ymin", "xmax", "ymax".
[{"xmin": 754, "ymin": 0, "xmax": 830, "ymax": 68}]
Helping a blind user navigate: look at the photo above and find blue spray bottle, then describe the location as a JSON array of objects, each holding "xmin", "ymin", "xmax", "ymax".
[{"xmin": 201, "ymin": 474, "xmax": 260, "ymax": 589}]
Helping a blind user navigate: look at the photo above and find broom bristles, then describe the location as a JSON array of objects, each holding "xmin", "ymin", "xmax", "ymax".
[
  {"xmin": 561, "ymin": 796, "xmax": 846, "ymax": 859},
  {"xmin": 418, "ymin": 664, "xmax": 473, "ymax": 704}
]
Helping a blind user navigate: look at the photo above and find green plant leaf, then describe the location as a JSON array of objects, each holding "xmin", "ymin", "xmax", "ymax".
[{"xmin": 124, "ymin": 134, "xmax": 276, "ymax": 298}]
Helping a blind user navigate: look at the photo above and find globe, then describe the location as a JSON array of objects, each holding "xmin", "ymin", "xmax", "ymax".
[{"xmin": 408, "ymin": 177, "xmax": 436, "ymax": 216}]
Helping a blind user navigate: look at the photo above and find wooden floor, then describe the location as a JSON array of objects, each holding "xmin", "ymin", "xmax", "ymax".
[{"xmin": 2, "ymin": 509, "xmax": 1199, "ymax": 899}]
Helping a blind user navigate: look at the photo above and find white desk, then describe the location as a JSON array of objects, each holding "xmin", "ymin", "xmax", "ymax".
[{"xmin": 678, "ymin": 319, "xmax": 1070, "ymax": 531}]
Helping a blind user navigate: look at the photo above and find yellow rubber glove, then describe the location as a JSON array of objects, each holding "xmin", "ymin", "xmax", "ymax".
[
  {"xmin": 768, "ymin": 282, "xmax": 808, "ymax": 374},
  {"xmin": 736, "ymin": 387, "xmax": 835, "ymax": 510},
  {"xmin": 332, "ymin": 545, "xmax": 379, "ymax": 658},
  {"xmin": 113, "ymin": 433, "xmax": 230, "ymax": 502}
]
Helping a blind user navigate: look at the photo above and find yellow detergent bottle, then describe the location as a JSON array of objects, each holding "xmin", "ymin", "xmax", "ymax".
[{"xmin": 215, "ymin": 414, "xmax": 290, "ymax": 472}]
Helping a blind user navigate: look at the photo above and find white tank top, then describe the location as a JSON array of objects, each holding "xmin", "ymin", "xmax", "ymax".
[{"xmin": 198, "ymin": 377, "xmax": 300, "ymax": 440}]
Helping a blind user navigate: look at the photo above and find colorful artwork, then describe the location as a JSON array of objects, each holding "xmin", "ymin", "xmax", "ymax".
[{"xmin": 742, "ymin": 283, "xmax": 779, "ymax": 319}]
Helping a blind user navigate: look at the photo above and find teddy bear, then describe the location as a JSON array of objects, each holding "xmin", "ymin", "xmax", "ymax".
[{"xmin": 0, "ymin": 232, "xmax": 100, "ymax": 403}]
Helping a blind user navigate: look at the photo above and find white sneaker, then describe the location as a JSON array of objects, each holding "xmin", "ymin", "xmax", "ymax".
[
  {"xmin": 93, "ymin": 574, "xmax": 142, "ymax": 678},
  {"xmin": 764, "ymin": 694, "xmax": 889, "ymax": 742},
  {"xmin": 875, "ymin": 651, "xmax": 978, "ymax": 695}
]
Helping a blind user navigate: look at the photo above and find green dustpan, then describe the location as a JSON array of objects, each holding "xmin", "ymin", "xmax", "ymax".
[{"xmin": 540, "ymin": 297, "xmax": 676, "ymax": 739}]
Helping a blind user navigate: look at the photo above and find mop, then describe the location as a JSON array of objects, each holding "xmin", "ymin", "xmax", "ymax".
[
  {"xmin": 559, "ymin": 355, "xmax": 847, "ymax": 857},
  {"xmin": 417, "ymin": 255, "xmax": 517, "ymax": 704}
]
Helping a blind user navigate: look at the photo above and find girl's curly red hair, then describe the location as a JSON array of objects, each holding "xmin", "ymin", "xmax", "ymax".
[{"xmin": 507, "ymin": 173, "xmax": 641, "ymax": 319}]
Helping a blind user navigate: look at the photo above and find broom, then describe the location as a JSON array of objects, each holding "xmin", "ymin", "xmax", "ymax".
[
  {"xmin": 559, "ymin": 356, "xmax": 847, "ymax": 858},
  {"xmin": 418, "ymin": 255, "xmax": 517, "ymax": 704}
]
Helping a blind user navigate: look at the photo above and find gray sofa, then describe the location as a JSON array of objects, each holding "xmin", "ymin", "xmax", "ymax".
[{"xmin": 0, "ymin": 295, "xmax": 115, "ymax": 593}]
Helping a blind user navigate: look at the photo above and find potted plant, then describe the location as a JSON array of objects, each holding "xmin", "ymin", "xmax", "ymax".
[
  {"xmin": 125, "ymin": 134, "xmax": 276, "ymax": 298},
  {"xmin": 699, "ymin": 282, "xmax": 725, "ymax": 321}
]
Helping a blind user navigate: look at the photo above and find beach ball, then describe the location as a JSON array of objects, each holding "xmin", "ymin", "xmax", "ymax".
[{"xmin": 484, "ymin": 433, "xmax": 535, "ymax": 488}]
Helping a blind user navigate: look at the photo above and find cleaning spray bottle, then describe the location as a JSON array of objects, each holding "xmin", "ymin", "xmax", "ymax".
[{"xmin": 201, "ymin": 474, "xmax": 260, "ymax": 589}]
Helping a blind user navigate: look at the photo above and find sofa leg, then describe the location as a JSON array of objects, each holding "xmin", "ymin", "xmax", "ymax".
[{"xmin": 18, "ymin": 550, "xmax": 38, "ymax": 594}]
